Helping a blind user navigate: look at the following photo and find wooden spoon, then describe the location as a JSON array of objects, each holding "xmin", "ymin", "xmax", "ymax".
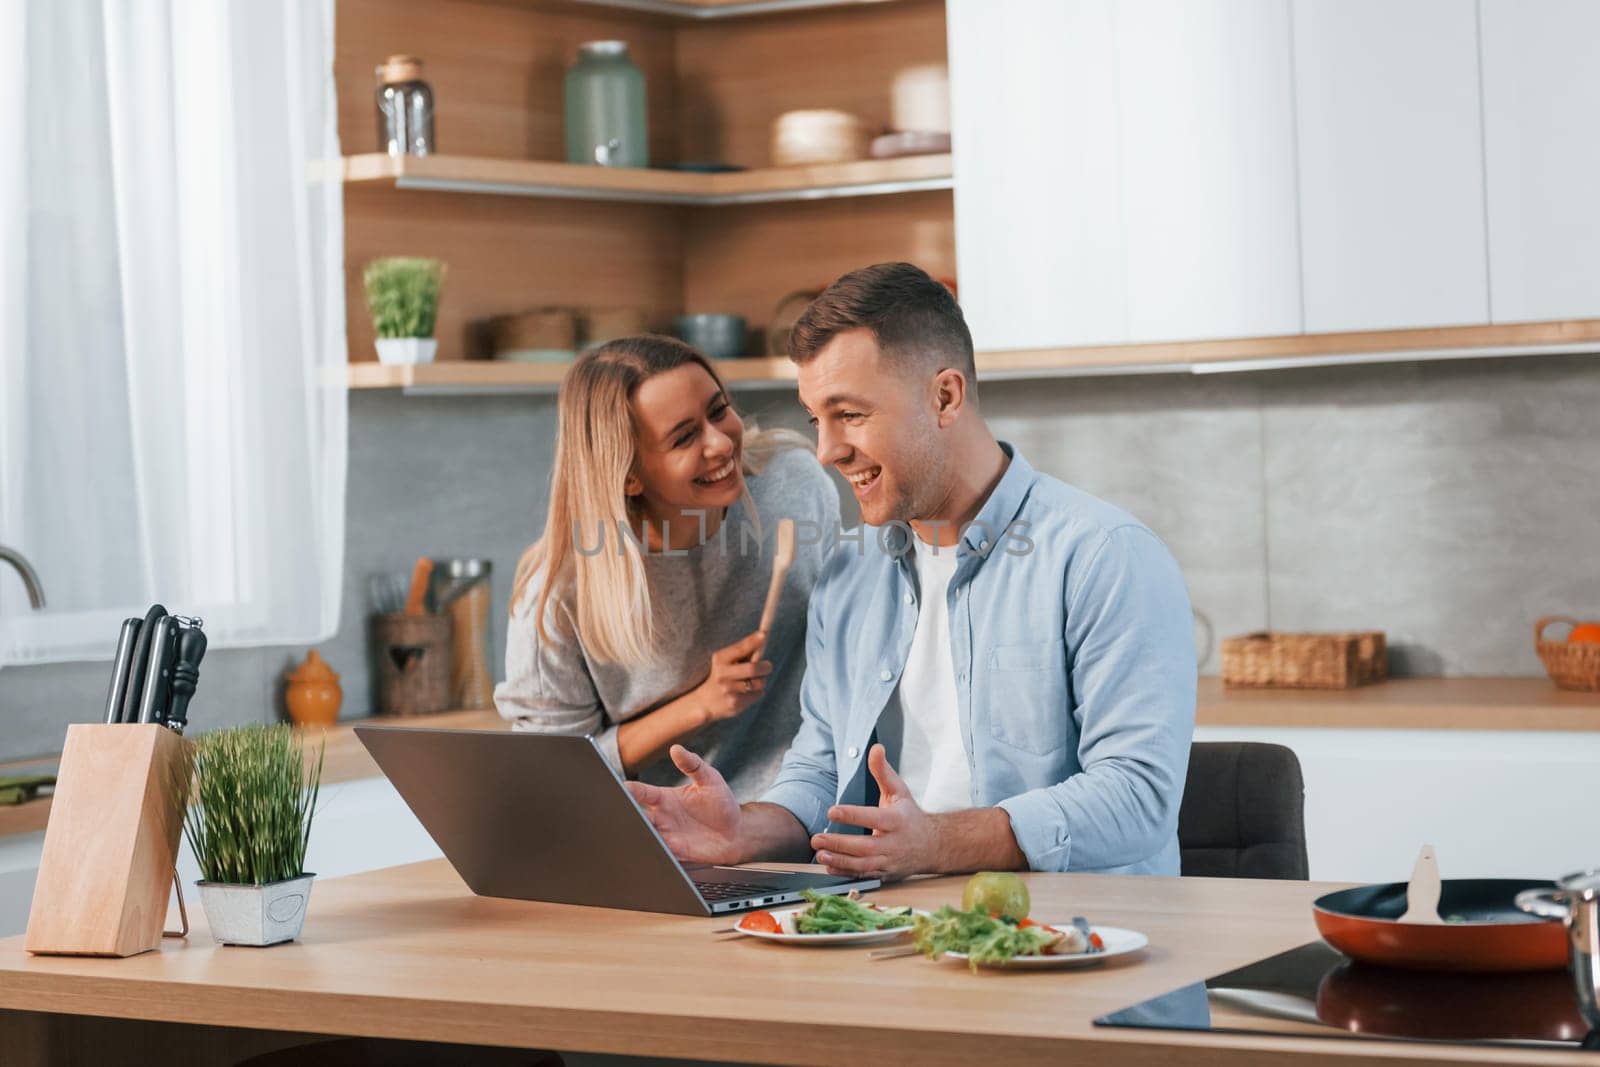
[
  {"xmin": 754, "ymin": 519, "xmax": 796, "ymax": 655},
  {"xmin": 403, "ymin": 557, "xmax": 434, "ymax": 617},
  {"xmin": 1399, "ymin": 844, "xmax": 1443, "ymax": 924}
]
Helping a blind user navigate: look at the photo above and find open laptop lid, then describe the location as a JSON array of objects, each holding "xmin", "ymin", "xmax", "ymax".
[{"xmin": 357, "ymin": 726, "xmax": 714, "ymax": 915}]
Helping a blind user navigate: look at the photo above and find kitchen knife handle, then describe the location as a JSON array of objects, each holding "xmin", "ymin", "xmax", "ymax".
[
  {"xmin": 104, "ymin": 618, "xmax": 142, "ymax": 723},
  {"xmin": 136, "ymin": 616, "xmax": 179, "ymax": 724},
  {"xmin": 165, "ymin": 627, "xmax": 207, "ymax": 734},
  {"xmin": 120, "ymin": 603, "xmax": 168, "ymax": 725}
]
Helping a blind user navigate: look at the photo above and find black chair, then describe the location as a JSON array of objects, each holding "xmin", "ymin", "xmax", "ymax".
[{"xmin": 1178, "ymin": 741, "xmax": 1309, "ymax": 880}]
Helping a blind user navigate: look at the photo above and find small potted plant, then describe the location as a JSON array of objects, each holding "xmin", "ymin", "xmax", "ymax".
[
  {"xmin": 363, "ymin": 256, "xmax": 445, "ymax": 365},
  {"xmin": 183, "ymin": 724, "xmax": 324, "ymax": 947}
]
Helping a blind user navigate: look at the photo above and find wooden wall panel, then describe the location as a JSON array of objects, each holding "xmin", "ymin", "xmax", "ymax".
[
  {"xmin": 674, "ymin": 0, "xmax": 948, "ymax": 169},
  {"xmin": 336, "ymin": 0, "xmax": 679, "ymax": 164},
  {"xmin": 681, "ymin": 190, "xmax": 955, "ymax": 354},
  {"xmin": 345, "ymin": 187, "xmax": 683, "ymax": 362}
]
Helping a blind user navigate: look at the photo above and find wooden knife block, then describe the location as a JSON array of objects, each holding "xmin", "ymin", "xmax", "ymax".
[{"xmin": 25, "ymin": 724, "xmax": 191, "ymax": 957}]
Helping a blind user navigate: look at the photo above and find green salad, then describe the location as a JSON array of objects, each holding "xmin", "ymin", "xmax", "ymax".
[
  {"xmin": 913, "ymin": 906, "xmax": 1066, "ymax": 970},
  {"xmin": 794, "ymin": 889, "xmax": 914, "ymax": 934}
]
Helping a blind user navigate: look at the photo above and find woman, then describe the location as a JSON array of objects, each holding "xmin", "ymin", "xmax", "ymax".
[{"xmin": 495, "ymin": 335, "xmax": 839, "ymax": 799}]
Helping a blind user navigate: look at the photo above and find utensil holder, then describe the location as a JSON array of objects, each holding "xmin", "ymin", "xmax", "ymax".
[
  {"xmin": 372, "ymin": 613, "xmax": 453, "ymax": 715},
  {"xmin": 25, "ymin": 724, "xmax": 190, "ymax": 957}
]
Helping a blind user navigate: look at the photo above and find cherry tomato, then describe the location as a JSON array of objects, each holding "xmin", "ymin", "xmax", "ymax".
[
  {"xmin": 739, "ymin": 911, "xmax": 781, "ymax": 934},
  {"xmin": 1090, "ymin": 932, "xmax": 1105, "ymax": 950}
]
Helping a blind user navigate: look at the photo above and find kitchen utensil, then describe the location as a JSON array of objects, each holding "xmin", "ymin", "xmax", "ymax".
[
  {"xmin": 285, "ymin": 649, "xmax": 342, "ymax": 728},
  {"xmin": 565, "ymin": 41, "xmax": 648, "ymax": 168},
  {"xmin": 766, "ymin": 287, "xmax": 822, "ymax": 358},
  {"xmin": 755, "ymin": 519, "xmax": 796, "ymax": 654},
  {"xmin": 1398, "ymin": 845, "xmax": 1442, "ymax": 924},
  {"xmin": 404, "ymin": 557, "xmax": 434, "ymax": 617},
  {"xmin": 375, "ymin": 55, "xmax": 434, "ymax": 157},
  {"xmin": 869, "ymin": 945, "xmax": 921, "ymax": 961},
  {"xmin": 941, "ymin": 925, "xmax": 1147, "ymax": 969},
  {"xmin": 1313, "ymin": 878, "xmax": 1567, "ymax": 971},
  {"xmin": 104, "ymin": 617, "xmax": 142, "ymax": 723},
  {"xmin": 770, "ymin": 109, "xmax": 868, "ymax": 167},
  {"xmin": 1073, "ymin": 915, "xmax": 1101, "ymax": 952},
  {"xmin": 1517, "ymin": 869, "xmax": 1600, "ymax": 1028},
  {"xmin": 134, "ymin": 614, "xmax": 180, "ymax": 724},
  {"xmin": 869, "ymin": 131, "xmax": 951, "ymax": 159},
  {"xmin": 164, "ymin": 626, "xmax": 206, "ymax": 734},
  {"xmin": 1221, "ymin": 630, "xmax": 1387, "ymax": 689},
  {"xmin": 368, "ymin": 573, "xmax": 409, "ymax": 615},
  {"xmin": 673, "ymin": 314, "xmax": 746, "ymax": 360},
  {"xmin": 442, "ymin": 559, "xmax": 493, "ymax": 710},
  {"xmin": 119, "ymin": 604, "xmax": 168, "ymax": 725},
  {"xmin": 891, "ymin": 63, "xmax": 950, "ymax": 134},
  {"xmin": 1535, "ymin": 616, "xmax": 1600, "ymax": 691}
]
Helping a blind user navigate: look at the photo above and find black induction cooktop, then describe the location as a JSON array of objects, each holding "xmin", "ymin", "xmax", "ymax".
[{"xmin": 1095, "ymin": 942, "xmax": 1599, "ymax": 1052}]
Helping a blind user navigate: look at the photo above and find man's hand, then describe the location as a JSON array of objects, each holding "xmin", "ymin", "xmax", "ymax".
[
  {"xmin": 809, "ymin": 744, "xmax": 943, "ymax": 880},
  {"xmin": 625, "ymin": 745, "xmax": 743, "ymax": 865}
]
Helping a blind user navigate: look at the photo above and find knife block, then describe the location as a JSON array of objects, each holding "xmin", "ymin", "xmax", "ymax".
[{"xmin": 25, "ymin": 724, "xmax": 191, "ymax": 957}]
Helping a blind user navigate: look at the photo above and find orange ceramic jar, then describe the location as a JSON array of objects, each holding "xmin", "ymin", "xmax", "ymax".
[{"xmin": 285, "ymin": 650, "xmax": 342, "ymax": 727}]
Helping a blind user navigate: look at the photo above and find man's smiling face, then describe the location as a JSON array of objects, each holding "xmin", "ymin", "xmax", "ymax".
[{"xmin": 797, "ymin": 327, "xmax": 942, "ymax": 527}]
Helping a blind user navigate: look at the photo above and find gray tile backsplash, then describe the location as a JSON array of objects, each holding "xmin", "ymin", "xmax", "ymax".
[{"xmin": 3, "ymin": 353, "xmax": 1596, "ymax": 761}]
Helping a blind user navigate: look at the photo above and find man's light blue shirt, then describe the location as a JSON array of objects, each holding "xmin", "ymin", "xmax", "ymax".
[{"xmin": 760, "ymin": 444, "xmax": 1196, "ymax": 875}]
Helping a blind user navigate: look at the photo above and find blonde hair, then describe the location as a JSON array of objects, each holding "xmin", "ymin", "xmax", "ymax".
[{"xmin": 511, "ymin": 335, "xmax": 807, "ymax": 665}]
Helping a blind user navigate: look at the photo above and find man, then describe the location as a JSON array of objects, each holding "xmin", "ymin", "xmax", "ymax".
[{"xmin": 626, "ymin": 262, "xmax": 1196, "ymax": 877}]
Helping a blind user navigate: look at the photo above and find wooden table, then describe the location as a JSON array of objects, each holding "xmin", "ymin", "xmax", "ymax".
[{"xmin": 0, "ymin": 860, "xmax": 1585, "ymax": 1066}]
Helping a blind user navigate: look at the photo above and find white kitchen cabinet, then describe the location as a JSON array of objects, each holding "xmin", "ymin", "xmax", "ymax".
[
  {"xmin": 947, "ymin": 0, "xmax": 1127, "ymax": 352},
  {"xmin": 1115, "ymin": 0, "xmax": 1302, "ymax": 343},
  {"xmin": 1195, "ymin": 726, "xmax": 1600, "ymax": 883},
  {"xmin": 1291, "ymin": 0, "xmax": 1489, "ymax": 333},
  {"xmin": 1480, "ymin": 0, "xmax": 1600, "ymax": 323}
]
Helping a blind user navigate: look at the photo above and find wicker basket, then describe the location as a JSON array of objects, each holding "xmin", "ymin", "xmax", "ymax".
[
  {"xmin": 1221, "ymin": 631, "xmax": 1387, "ymax": 689},
  {"xmin": 1535, "ymin": 616, "xmax": 1600, "ymax": 692}
]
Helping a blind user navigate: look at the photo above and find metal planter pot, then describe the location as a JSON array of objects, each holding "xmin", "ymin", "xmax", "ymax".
[{"xmin": 197, "ymin": 874, "xmax": 316, "ymax": 947}]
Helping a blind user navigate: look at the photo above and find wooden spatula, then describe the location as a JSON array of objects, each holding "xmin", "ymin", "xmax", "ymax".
[
  {"xmin": 754, "ymin": 519, "xmax": 797, "ymax": 656},
  {"xmin": 1399, "ymin": 844, "xmax": 1443, "ymax": 924},
  {"xmin": 403, "ymin": 557, "xmax": 434, "ymax": 617}
]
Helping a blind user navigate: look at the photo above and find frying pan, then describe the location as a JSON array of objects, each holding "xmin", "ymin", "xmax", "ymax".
[{"xmin": 1313, "ymin": 879, "xmax": 1567, "ymax": 972}]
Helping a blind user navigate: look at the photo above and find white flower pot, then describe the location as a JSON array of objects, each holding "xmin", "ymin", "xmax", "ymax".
[
  {"xmin": 375, "ymin": 337, "xmax": 437, "ymax": 365},
  {"xmin": 197, "ymin": 873, "xmax": 315, "ymax": 946}
]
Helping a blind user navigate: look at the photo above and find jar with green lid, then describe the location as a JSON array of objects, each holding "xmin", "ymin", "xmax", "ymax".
[{"xmin": 564, "ymin": 41, "xmax": 648, "ymax": 168}]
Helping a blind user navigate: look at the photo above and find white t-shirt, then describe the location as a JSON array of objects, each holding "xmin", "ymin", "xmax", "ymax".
[{"xmin": 877, "ymin": 534, "xmax": 972, "ymax": 814}]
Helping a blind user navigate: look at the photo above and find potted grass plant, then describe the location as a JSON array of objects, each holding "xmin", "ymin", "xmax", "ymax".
[
  {"xmin": 364, "ymin": 256, "xmax": 445, "ymax": 365},
  {"xmin": 183, "ymin": 724, "xmax": 325, "ymax": 947}
]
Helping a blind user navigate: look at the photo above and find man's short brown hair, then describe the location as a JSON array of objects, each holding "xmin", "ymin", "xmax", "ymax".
[{"xmin": 787, "ymin": 262, "xmax": 976, "ymax": 387}]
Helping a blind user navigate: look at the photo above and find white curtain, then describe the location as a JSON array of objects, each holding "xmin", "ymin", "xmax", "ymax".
[{"xmin": 0, "ymin": 0, "xmax": 347, "ymax": 664}]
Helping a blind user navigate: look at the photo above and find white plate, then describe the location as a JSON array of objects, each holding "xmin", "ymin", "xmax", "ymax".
[
  {"xmin": 942, "ymin": 925, "xmax": 1148, "ymax": 969},
  {"xmin": 732, "ymin": 904, "xmax": 924, "ymax": 946}
]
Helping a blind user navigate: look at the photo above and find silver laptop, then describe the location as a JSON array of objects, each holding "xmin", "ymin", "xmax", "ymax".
[{"xmin": 356, "ymin": 725, "xmax": 878, "ymax": 915}]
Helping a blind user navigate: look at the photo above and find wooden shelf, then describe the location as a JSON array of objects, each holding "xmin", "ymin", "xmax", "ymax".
[
  {"xmin": 347, "ymin": 356, "xmax": 796, "ymax": 392},
  {"xmin": 1197, "ymin": 676, "xmax": 1600, "ymax": 732},
  {"xmin": 342, "ymin": 153, "xmax": 953, "ymax": 206}
]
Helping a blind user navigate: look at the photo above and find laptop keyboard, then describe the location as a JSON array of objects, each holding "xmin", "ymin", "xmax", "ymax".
[{"xmin": 694, "ymin": 880, "xmax": 778, "ymax": 902}]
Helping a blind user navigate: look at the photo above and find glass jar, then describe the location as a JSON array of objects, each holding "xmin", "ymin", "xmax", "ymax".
[
  {"xmin": 375, "ymin": 54, "xmax": 434, "ymax": 157},
  {"xmin": 564, "ymin": 41, "xmax": 648, "ymax": 168}
]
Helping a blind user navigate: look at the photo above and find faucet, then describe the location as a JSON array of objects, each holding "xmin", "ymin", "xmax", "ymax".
[{"xmin": 0, "ymin": 545, "xmax": 45, "ymax": 608}]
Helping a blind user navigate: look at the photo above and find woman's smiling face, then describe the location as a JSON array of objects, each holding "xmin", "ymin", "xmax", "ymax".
[{"xmin": 628, "ymin": 363, "xmax": 746, "ymax": 527}]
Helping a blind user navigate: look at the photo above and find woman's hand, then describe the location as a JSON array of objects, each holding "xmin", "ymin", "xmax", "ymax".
[{"xmin": 694, "ymin": 630, "xmax": 773, "ymax": 723}]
